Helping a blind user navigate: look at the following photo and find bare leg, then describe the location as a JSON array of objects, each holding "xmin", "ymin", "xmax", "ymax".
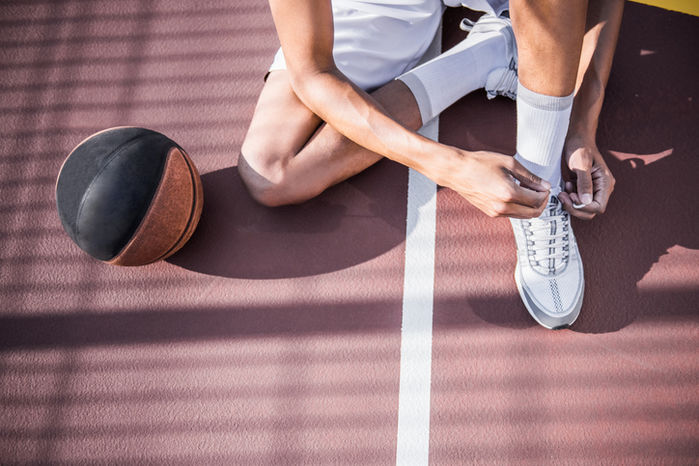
[
  {"xmin": 510, "ymin": 0, "xmax": 588, "ymax": 96},
  {"xmin": 239, "ymin": 71, "xmax": 421, "ymax": 206},
  {"xmin": 559, "ymin": 0, "xmax": 624, "ymax": 218},
  {"xmin": 507, "ymin": 0, "xmax": 589, "ymax": 188}
]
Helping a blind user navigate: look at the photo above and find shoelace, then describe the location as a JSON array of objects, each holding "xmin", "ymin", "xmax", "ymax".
[
  {"xmin": 459, "ymin": 18, "xmax": 476, "ymax": 31},
  {"xmin": 522, "ymin": 204, "xmax": 570, "ymax": 274},
  {"xmin": 459, "ymin": 10, "xmax": 511, "ymax": 32},
  {"xmin": 486, "ymin": 67, "xmax": 517, "ymax": 99}
]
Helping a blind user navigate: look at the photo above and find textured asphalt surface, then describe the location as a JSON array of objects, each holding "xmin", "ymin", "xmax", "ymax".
[{"xmin": 0, "ymin": 1, "xmax": 697, "ymax": 464}]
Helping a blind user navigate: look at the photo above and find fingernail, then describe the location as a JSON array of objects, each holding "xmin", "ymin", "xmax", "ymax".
[
  {"xmin": 581, "ymin": 194, "xmax": 593, "ymax": 205},
  {"xmin": 542, "ymin": 181, "xmax": 551, "ymax": 190}
]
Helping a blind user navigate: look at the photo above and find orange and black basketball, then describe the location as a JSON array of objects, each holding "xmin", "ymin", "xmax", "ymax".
[{"xmin": 56, "ymin": 127, "xmax": 204, "ymax": 266}]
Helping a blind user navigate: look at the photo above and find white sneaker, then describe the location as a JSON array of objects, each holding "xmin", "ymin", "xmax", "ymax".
[
  {"xmin": 509, "ymin": 190, "xmax": 584, "ymax": 329},
  {"xmin": 460, "ymin": 13, "xmax": 518, "ymax": 100}
]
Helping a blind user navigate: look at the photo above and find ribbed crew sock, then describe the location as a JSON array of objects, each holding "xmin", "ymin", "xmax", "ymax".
[{"xmin": 513, "ymin": 81, "xmax": 574, "ymax": 189}]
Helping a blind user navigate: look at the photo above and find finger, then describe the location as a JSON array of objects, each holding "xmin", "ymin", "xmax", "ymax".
[
  {"xmin": 560, "ymin": 155, "xmax": 572, "ymax": 181},
  {"xmin": 509, "ymin": 183, "xmax": 549, "ymax": 209},
  {"xmin": 568, "ymin": 190, "xmax": 594, "ymax": 209},
  {"xmin": 574, "ymin": 168, "xmax": 594, "ymax": 206},
  {"xmin": 591, "ymin": 184, "xmax": 609, "ymax": 212},
  {"xmin": 591, "ymin": 168, "xmax": 613, "ymax": 213},
  {"xmin": 507, "ymin": 158, "xmax": 551, "ymax": 192},
  {"xmin": 503, "ymin": 201, "xmax": 548, "ymax": 219},
  {"xmin": 570, "ymin": 191, "xmax": 582, "ymax": 205},
  {"xmin": 561, "ymin": 191, "xmax": 599, "ymax": 216},
  {"xmin": 573, "ymin": 196, "xmax": 603, "ymax": 215},
  {"xmin": 558, "ymin": 192, "xmax": 595, "ymax": 220},
  {"xmin": 565, "ymin": 181, "xmax": 587, "ymax": 208}
]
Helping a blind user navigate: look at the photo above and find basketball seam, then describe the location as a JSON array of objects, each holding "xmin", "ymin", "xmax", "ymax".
[
  {"xmin": 75, "ymin": 135, "xmax": 148, "ymax": 242},
  {"xmin": 152, "ymin": 147, "xmax": 200, "ymax": 263},
  {"xmin": 108, "ymin": 147, "xmax": 173, "ymax": 264}
]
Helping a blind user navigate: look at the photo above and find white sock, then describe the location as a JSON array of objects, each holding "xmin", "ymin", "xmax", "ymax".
[
  {"xmin": 397, "ymin": 30, "xmax": 507, "ymax": 125},
  {"xmin": 514, "ymin": 81, "xmax": 574, "ymax": 189}
]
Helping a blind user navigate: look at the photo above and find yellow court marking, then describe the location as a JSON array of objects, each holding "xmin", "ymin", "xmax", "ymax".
[{"xmin": 631, "ymin": 0, "xmax": 699, "ymax": 17}]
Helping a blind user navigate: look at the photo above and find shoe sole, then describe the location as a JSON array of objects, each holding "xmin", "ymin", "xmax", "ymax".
[{"xmin": 514, "ymin": 261, "xmax": 584, "ymax": 330}]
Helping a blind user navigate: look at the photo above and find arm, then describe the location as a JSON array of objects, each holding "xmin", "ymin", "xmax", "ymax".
[
  {"xmin": 268, "ymin": 0, "xmax": 551, "ymax": 218},
  {"xmin": 269, "ymin": 0, "xmax": 430, "ymax": 171},
  {"xmin": 559, "ymin": 0, "xmax": 624, "ymax": 219}
]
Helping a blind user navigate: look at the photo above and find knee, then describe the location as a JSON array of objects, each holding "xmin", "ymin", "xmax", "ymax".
[{"xmin": 238, "ymin": 150, "xmax": 294, "ymax": 207}]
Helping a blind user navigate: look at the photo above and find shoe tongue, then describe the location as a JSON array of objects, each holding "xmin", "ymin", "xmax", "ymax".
[
  {"xmin": 548, "ymin": 195, "xmax": 559, "ymax": 210},
  {"xmin": 545, "ymin": 190, "xmax": 564, "ymax": 214}
]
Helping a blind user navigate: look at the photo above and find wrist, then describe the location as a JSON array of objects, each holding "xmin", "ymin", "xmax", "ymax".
[
  {"xmin": 567, "ymin": 109, "xmax": 599, "ymax": 146},
  {"xmin": 565, "ymin": 130, "xmax": 595, "ymax": 150},
  {"xmin": 565, "ymin": 121, "xmax": 597, "ymax": 148},
  {"xmin": 416, "ymin": 141, "xmax": 468, "ymax": 187}
]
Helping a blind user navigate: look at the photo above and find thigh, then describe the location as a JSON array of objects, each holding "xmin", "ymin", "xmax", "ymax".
[{"xmin": 240, "ymin": 70, "xmax": 322, "ymax": 172}]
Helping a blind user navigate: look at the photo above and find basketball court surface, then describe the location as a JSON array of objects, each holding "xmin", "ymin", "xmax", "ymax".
[{"xmin": 1, "ymin": 1, "xmax": 697, "ymax": 464}]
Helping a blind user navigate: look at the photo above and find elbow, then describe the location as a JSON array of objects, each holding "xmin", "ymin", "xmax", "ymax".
[{"xmin": 287, "ymin": 65, "xmax": 338, "ymax": 111}]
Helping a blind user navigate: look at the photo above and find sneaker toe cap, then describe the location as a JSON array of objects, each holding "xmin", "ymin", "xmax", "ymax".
[{"xmin": 518, "ymin": 264, "xmax": 584, "ymax": 329}]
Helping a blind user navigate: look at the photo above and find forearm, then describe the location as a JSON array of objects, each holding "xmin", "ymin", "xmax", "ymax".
[
  {"xmin": 568, "ymin": 0, "xmax": 624, "ymax": 141},
  {"xmin": 266, "ymin": 0, "xmax": 550, "ymax": 216},
  {"xmin": 269, "ymin": 0, "xmax": 458, "ymax": 185},
  {"xmin": 290, "ymin": 67, "xmax": 458, "ymax": 185}
]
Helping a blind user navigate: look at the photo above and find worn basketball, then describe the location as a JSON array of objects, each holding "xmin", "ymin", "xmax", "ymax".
[{"xmin": 56, "ymin": 127, "xmax": 204, "ymax": 266}]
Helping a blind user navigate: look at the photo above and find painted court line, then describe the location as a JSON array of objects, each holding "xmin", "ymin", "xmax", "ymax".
[
  {"xmin": 631, "ymin": 0, "xmax": 699, "ymax": 17},
  {"xmin": 395, "ymin": 32, "xmax": 441, "ymax": 462},
  {"xmin": 395, "ymin": 24, "xmax": 441, "ymax": 466},
  {"xmin": 394, "ymin": 4, "xmax": 699, "ymax": 463},
  {"xmin": 396, "ymin": 164, "xmax": 437, "ymax": 466}
]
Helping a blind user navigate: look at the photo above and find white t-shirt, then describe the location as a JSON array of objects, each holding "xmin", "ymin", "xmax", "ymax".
[{"xmin": 269, "ymin": 0, "xmax": 509, "ymax": 90}]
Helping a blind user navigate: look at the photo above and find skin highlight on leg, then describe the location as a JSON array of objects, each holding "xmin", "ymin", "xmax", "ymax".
[
  {"xmin": 240, "ymin": 70, "xmax": 422, "ymax": 206},
  {"xmin": 510, "ymin": 0, "xmax": 589, "ymax": 96},
  {"xmin": 239, "ymin": 71, "xmax": 322, "ymax": 206}
]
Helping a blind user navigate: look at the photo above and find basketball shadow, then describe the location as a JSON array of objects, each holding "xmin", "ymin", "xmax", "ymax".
[
  {"xmin": 437, "ymin": 3, "xmax": 699, "ymax": 333},
  {"xmin": 168, "ymin": 160, "xmax": 409, "ymax": 278}
]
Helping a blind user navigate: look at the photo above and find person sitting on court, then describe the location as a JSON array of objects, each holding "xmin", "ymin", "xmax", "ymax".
[{"xmin": 239, "ymin": 0, "xmax": 623, "ymax": 329}]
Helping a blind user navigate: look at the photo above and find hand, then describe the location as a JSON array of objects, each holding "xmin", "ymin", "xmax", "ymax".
[
  {"xmin": 560, "ymin": 137, "xmax": 615, "ymax": 220},
  {"xmin": 440, "ymin": 148, "xmax": 551, "ymax": 219}
]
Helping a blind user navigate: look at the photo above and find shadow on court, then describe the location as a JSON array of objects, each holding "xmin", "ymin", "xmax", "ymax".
[{"xmin": 169, "ymin": 159, "xmax": 411, "ymax": 278}]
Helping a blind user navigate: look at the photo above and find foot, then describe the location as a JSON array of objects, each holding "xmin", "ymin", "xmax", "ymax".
[
  {"xmin": 460, "ymin": 14, "xmax": 518, "ymax": 100},
  {"xmin": 509, "ymin": 189, "xmax": 584, "ymax": 329}
]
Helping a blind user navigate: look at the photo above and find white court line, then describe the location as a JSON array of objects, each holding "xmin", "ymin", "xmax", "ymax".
[
  {"xmin": 395, "ymin": 165, "xmax": 437, "ymax": 466},
  {"xmin": 395, "ymin": 22, "xmax": 440, "ymax": 462}
]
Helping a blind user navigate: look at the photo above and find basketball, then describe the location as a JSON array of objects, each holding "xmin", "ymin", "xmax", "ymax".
[{"xmin": 56, "ymin": 127, "xmax": 204, "ymax": 266}]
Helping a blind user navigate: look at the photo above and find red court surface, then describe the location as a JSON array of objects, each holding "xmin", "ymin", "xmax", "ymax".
[{"xmin": 1, "ymin": 1, "xmax": 697, "ymax": 464}]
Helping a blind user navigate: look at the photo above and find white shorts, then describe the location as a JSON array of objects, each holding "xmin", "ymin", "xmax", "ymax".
[{"xmin": 268, "ymin": 0, "xmax": 509, "ymax": 91}]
